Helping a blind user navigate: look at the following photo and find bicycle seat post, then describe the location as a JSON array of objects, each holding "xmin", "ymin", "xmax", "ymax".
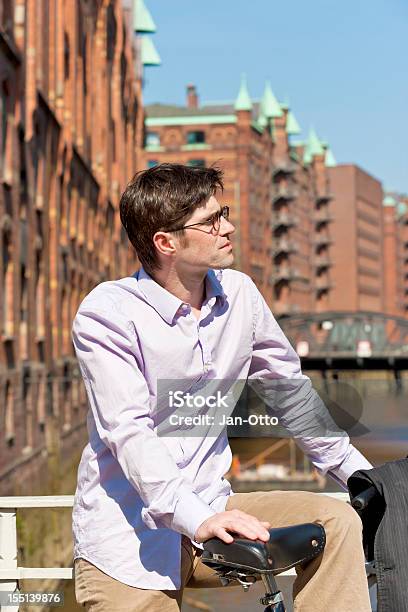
[
  {"xmin": 201, "ymin": 522, "xmax": 325, "ymax": 611},
  {"xmin": 260, "ymin": 573, "xmax": 286, "ymax": 612}
]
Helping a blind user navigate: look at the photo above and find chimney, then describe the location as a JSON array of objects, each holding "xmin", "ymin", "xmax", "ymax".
[{"xmin": 186, "ymin": 84, "xmax": 198, "ymax": 109}]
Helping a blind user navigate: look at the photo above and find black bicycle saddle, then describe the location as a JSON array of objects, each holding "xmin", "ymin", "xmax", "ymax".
[{"xmin": 202, "ymin": 523, "xmax": 326, "ymax": 575}]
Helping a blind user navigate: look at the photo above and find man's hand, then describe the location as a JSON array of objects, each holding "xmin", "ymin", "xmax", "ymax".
[{"xmin": 194, "ymin": 509, "xmax": 271, "ymax": 544}]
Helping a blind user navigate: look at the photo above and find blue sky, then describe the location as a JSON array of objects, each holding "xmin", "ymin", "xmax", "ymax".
[{"xmin": 143, "ymin": 0, "xmax": 407, "ymax": 193}]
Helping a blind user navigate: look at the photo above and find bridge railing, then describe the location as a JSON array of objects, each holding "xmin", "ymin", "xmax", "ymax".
[{"xmin": 0, "ymin": 496, "xmax": 74, "ymax": 611}]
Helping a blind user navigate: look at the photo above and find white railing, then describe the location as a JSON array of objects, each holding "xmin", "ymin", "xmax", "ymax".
[
  {"xmin": 0, "ymin": 496, "xmax": 74, "ymax": 611},
  {"xmin": 0, "ymin": 492, "xmax": 376, "ymax": 611}
]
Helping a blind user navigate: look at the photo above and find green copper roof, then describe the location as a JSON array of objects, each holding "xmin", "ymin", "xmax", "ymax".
[
  {"xmin": 307, "ymin": 127, "xmax": 325, "ymax": 156},
  {"xmin": 303, "ymin": 143, "xmax": 312, "ymax": 165},
  {"xmin": 261, "ymin": 81, "xmax": 283, "ymax": 118},
  {"xmin": 383, "ymin": 195, "xmax": 396, "ymax": 206},
  {"xmin": 290, "ymin": 149, "xmax": 299, "ymax": 162},
  {"xmin": 141, "ymin": 36, "xmax": 161, "ymax": 66},
  {"xmin": 286, "ymin": 110, "xmax": 301, "ymax": 135},
  {"xmin": 303, "ymin": 134, "xmax": 313, "ymax": 165},
  {"xmin": 397, "ymin": 201, "xmax": 408, "ymax": 217},
  {"xmin": 325, "ymin": 147, "xmax": 337, "ymax": 167},
  {"xmin": 251, "ymin": 121, "xmax": 264, "ymax": 134},
  {"xmin": 146, "ymin": 115, "xmax": 237, "ymax": 127},
  {"xmin": 257, "ymin": 106, "xmax": 268, "ymax": 129},
  {"xmin": 234, "ymin": 74, "xmax": 252, "ymax": 111},
  {"xmin": 134, "ymin": 0, "xmax": 156, "ymax": 33}
]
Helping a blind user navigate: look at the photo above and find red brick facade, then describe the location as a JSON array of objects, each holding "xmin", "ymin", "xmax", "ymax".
[
  {"xmin": 144, "ymin": 85, "xmax": 333, "ymax": 315},
  {"xmin": 328, "ymin": 165, "xmax": 385, "ymax": 312},
  {"xmin": 383, "ymin": 193, "xmax": 408, "ymax": 316},
  {"xmin": 0, "ymin": 0, "xmax": 143, "ymax": 493},
  {"xmin": 145, "ymin": 86, "xmax": 408, "ymax": 323}
]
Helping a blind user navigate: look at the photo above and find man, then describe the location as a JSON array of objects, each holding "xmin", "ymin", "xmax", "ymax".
[{"xmin": 72, "ymin": 163, "xmax": 373, "ymax": 611}]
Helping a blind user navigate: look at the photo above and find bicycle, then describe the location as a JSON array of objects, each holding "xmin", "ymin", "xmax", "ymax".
[
  {"xmin": 201, "ymin": 522, "xmax": 325, "ymax": 611},
  {"xmin": 201, "ymin": 487, "xmax": 378, "ymax": 611}
]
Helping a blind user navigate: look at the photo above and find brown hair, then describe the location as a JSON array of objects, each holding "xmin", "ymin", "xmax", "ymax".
[{"xmin": 119, "ymin": 163, "xmax": 223, "ymax": 274}]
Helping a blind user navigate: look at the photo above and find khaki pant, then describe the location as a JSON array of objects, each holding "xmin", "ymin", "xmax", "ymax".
[{"xmin": 74, "ymin": 490, "xmax": 371, "ymax": 611}]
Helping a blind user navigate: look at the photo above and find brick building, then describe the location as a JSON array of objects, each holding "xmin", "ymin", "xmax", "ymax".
[
  {"xmin": 383, "ymin": 193, "xmax": 408, "ymax": 316},
  {"xmin": 144, "ymin": 78, "xmax": 335, "ymax": 315},
  {"xmin": 328, "ymin": 165, "xmax": 385, "ymax": 313},
  {"xmin": 0, "ymin": 0, "xmax": 154, "ymax": 493}
]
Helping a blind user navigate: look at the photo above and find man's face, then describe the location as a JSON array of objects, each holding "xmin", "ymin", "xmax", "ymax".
[{"xmin": 172, "ymin": 195, "xmax": 236, "ymax": 272}]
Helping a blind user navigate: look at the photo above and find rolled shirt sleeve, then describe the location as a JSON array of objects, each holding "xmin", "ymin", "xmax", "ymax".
[
  {"xmin": 72, "ymin": 305, "xmax": 215, "ymax": 540},
  {"xmin": 246, "ymin": 277, "xmax": 373, "ymax": 488}
]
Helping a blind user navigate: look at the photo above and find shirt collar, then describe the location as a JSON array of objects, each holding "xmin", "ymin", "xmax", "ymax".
[
  {"xmin": 136, "ymin": 268, "xmax": 226, "ymax": 324},
  {"xmin": 205, "ymin": 269, "xmax": 226, "ymax": 304},
  {"xmin": 137, "ymin": 268, "xmax": 183, "ymax": 324}
]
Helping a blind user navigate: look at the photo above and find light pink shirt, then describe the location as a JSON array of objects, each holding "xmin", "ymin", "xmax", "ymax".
[{"xmin": 71, "ymin": 268, "xmax": 372, "ymax": 589}]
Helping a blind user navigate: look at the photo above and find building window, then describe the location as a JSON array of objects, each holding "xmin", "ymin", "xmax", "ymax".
[
  {"xmin": 23, "ymin": 366, "xmax": 33, "ymax": 451},
  {"xmin": 2, "ymin": 231, "xmax": 13, "ymax": 338},
  {"xmin": 4, "ymin": 380, "xmax": 14, "ymax": 445},
  {"xmin": 37, "ymin": 372, "xmax": 46, "ymax": 429},
  {"xmin": 1, "ymin": 1, "xmax": 14, "ymax": 37},
  {"xmin": 64, "ymin": 31, "xmax": 70, "ymax": 79},
  {"xmin": 187, "ymin": 131, "xmax": 205, "ymax": 145},
  {"xmin": 62, "ymin": 287, "xmax": 71, "ymax": 353},
  {"xmin": 147, "ymin": 160, "xmax": 158, "ymax": 168},
  {"xmin": 62, "ymin": 362, "xmax": 72, "ymax": 431},
  {"xmin": 188, "ymin": 159, "xmax": 205, "ymax": 168},
  {"xmin": 35, "ymin": 251, "xmax": 45, "ymax": 340},
  {"xmin": 20, "ymin": 260, "xmax": 28, "ymax": 360},
  {"xmin": 1, "ymin": 81, "xmax": 9, "ymax": 179},
  {"xmin": 146, "ymin": 132, "xmax": 160, "ymax": 146}
]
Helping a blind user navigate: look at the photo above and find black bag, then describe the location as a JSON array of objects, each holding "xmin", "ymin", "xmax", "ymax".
[{"xmin": 348, "ymin": 457, "xmax": 408, "ymax": 612}]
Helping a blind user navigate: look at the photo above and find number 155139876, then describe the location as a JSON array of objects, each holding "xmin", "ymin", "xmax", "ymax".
[{"xmin": 0, "ymin": 591, "xmax": 63, "ymax": 606}]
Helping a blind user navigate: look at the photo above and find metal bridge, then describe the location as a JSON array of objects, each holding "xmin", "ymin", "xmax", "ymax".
[{"xmin": 278, "ymin": 312, "xmax": 408, "ymax": 370}]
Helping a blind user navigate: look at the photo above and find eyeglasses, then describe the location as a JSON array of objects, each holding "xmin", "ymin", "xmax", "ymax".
[{"xmin": 164, "ymin": 206, "xmax": 230, "ymax": 235}]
